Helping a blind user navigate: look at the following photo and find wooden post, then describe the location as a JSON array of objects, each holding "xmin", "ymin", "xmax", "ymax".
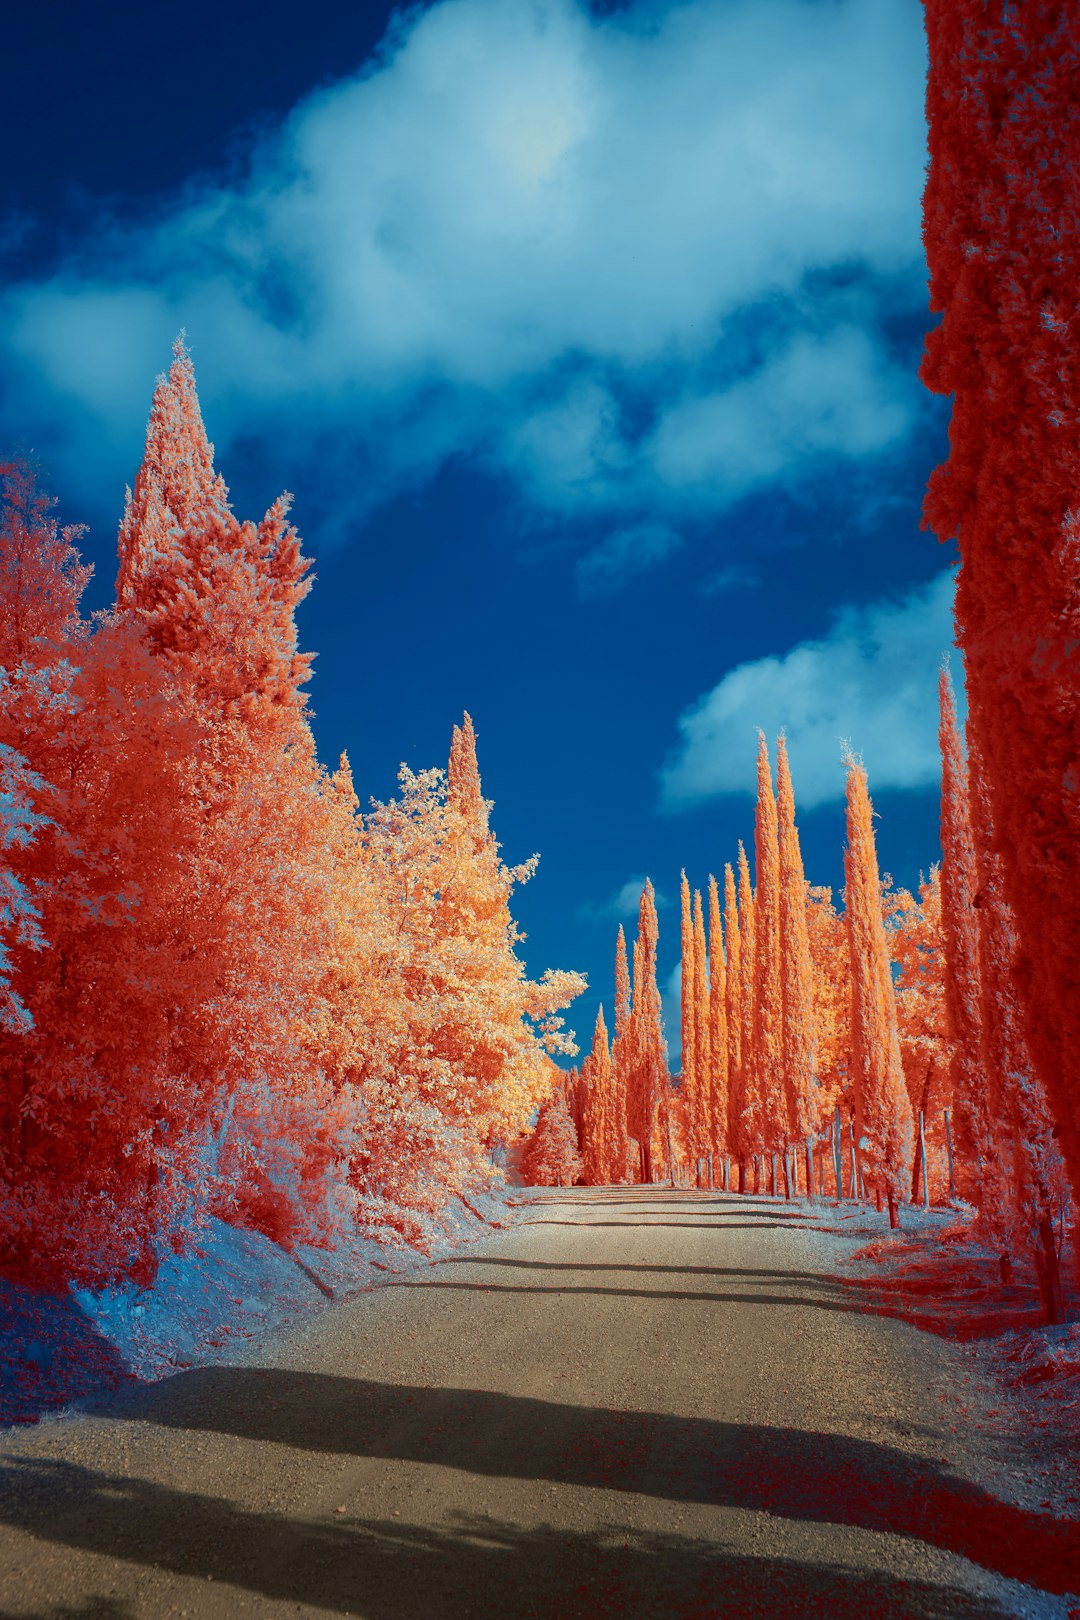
[
  {"xmin": 943, "ymin": 1107, "xmax": 956, "ymax": 1199},
  {"xmin": 918, "ymin": 1110, "xmax": 930, "ymax": 1210}
]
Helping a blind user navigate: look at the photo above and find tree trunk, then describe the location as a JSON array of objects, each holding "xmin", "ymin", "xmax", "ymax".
[
  {"xmin": 738, "ymin": 1159, "xmax": 746, "ymax": 1194},
  {"xmin": 1036, "ymin": 1215, "xmax": 1066, "ymax": 1325},
  {"xmin": 887, "ymin": 1192, "xmax": 899, "ymax": 1229},
  {"xmin": 804, "ymin": 1139, "xmax": 814, "ymax": 1202},
  {"xmin": 782, "ymin": 1151, "xmax": 792, "ymax": 1200},
  {"xmin": 999, "ymin": 1252, "xmax": 1014, "ymax": 1286},
  {"xmin": 943, "ymin": 1107, "xmax": 956, "ymax": 1200},
  {"xmin": 833, "ymin": 1104, "xmax": 844, "ymax": 1200},
  {"xmin": 848, "ymin": 1118, "xmax": 859, "ymax": 1200},
  {"xmin": 917, "ymin": 1109, "xmax": 930, "ymax": 1210},
  {"xmin": 874, "ymin": 1184, "xmax": 883, "ymax": 1214}
]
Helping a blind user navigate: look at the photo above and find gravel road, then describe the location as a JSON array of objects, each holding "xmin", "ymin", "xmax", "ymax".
[{"xmin": 0, "ymin": 1188, "xmax": 1076, "ymax": 1619}]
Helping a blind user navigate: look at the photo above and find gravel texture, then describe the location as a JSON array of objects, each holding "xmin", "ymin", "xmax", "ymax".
[{"xmin": 0, "ymin": 1187, "xmax": 1076, "ymax": 1618}]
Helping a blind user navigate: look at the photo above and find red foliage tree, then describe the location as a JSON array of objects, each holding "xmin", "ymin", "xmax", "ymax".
[
  {"xmin": 921, "ymin": 1, "xmax": 1080, "ymax": 1223},
  {"xmin": 937, "ymin": 666, "xmax": 991, "ymax": 1203},
  {"xmin": 520, "ymin": 1087, "xmax": 583, "ymax": 1187}
]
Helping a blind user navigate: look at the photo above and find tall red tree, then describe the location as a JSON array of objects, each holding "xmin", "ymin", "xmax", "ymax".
[
  {"xmin": 922, "ymin": 1, "xmax": 1080, "ymax": 1221},
  {"xmin": 937, "ymin": 666, "xmax": 992, "ymax": 1203}
]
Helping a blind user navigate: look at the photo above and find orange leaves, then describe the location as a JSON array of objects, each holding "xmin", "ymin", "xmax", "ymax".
[
  {"xmin": 0, "ymin": 349, "xmax": 585, "ymax": 1286},
  {"xmin": 844, "ymin": 754, "xmax": 912, "ymax": 1212},
  {"xmin": 777, "ymin": 736, "xmax": 815, "ymax": 1143},
  {"xmin": 750, "ymin": 733, "xmax": 782, "ymax": 1154}
]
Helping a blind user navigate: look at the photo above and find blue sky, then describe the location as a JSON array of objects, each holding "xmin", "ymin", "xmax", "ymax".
[{"xmin": 1, "ymin": 0, "xmax": 955, "ymax": 1059}]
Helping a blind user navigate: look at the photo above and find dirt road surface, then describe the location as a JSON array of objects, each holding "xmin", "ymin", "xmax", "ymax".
[{"xmin": 1, "ymin": 1189, "xmax": 1076, "ymax": 1618}]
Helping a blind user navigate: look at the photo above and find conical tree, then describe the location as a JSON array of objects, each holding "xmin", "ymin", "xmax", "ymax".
[
  {"xmin": 679, "ymin": 871, "xmax": 698, "ymax": 1159},
  {"xmin": 625, "ymin": 880, "xmax": 667, "ymax": 1184},
  {"xmin": 724, "ymin": 861, "xmax": 746, "ymax": 1186},
  {"xmin": 844, "ymin": 753, "xmax": 913, "ymax": 1225},
  {"xmin": 777, "ymin": 735, "xmax": 816, "ymax": 1166},
  {"xmin": 736, "ymin": 845, "xmax": 757, "ymax": 1187},
  {"xmin": 116, "ymin": 334, "xmax": 230, "ymax": 612},
  {"xmin": 580, "ymin": 1006, "xmax": 613, "ymax": 1185},
  {"xmin": 520, "ymin": 1087, "xmax": 583, "ymax": 1187},
  {"xmin": 938, "ymin": 666, "xmax": 991, "ymax": 1198},
  {"xmin": 693, "ymin": 887, "xmax": 710, "ymax": 1177},
  {"xmin": 448, "ymin": 712, "xmax": 487, "ymax": 828},
  {"xmin": 751, "ymin": 734, "xmax": 784, "ymax": 1162},
  {"xmin": 707, "ymin": 874, "xmax": 728, "ymax": 1173},
  {"xmin": 610, "ymin": 925, "xmax": 632, "ymax": 1179}
]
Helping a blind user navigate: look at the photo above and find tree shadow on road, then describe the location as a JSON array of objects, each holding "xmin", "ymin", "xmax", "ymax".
[
  {"xmin": 401, "ymin": 1277, "xmax": 862, "ymax": 1312},
  {"xmin": 0, "ymin": 1457, "xmax": 1019, "ymax": 1619},
  {"xmin": 442, "ymin": 1257, "xmax": 846, "ymax": 1286},
  {"xmin": 76, "ymin": 1369, "xmax": 1080, "ymax": 1596},
  {"xmin": 524, "ymin": 1220, "xmax": 805, "ymax": 1230}
]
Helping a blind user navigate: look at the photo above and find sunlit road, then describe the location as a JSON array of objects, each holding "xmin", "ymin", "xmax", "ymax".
[{"xmin": 0, "ymin": 1189, "xmax": 1074, "ymax": 1618}]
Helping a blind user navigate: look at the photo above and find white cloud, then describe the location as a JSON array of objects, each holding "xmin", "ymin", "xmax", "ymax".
[
  {"xmin": 646, "ymin": 326, "xmax": 915, "ymax": 506},
  {"xmin": 661, "ymin": 570, "xmax": 957, "ymax": 810},
  {"xmin": 577, "ymin": 874, "xmax": 670, "ymax": 924},
  {"xmin": 700, "ymin": 563, "xmax": 759, "ymax": 598},
  {"xmin": 0, "ymin": 0, "xmax": 928, "ymax": 530},
  {"xmin": 576, "ymin": 521, "xmax": 682, "ymax": 596}
]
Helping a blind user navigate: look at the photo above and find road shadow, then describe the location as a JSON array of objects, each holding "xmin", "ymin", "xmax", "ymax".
[
  {"xmin": 524, "ymin": 1220, "xmax": 806, "ymax": 1231},
  {"xmin": 0, "ymin": 1282, "xmax": 131, "ymax": 1428},
  {"xmin": 0, "ymin": 1458, "xmax": 1018, "ymax": 1619},
  {"xmin": 442, "ymin": 1258, "xmax": 845, "ymax": 1286},
  {"xmin": 76, "ymin": 1369, "xmax": 1080, "ymax": 1595},
  {"xmin": 400, "ymin": 1278, "xmax": 862, "ymax": 1313}
]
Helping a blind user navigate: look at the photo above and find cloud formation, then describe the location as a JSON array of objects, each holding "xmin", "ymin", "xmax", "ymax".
[
  {"xmin": 661, "ymin": 570, "xmax": 957, "ymax": 810},
  {"xmin": 577, "ymin": 875, "xmax": 669, "ymax": 925},
  {"xmin": 576, "ymin": 522, "xmax": 682, "ymax": 596},
  {"xmin": 0, "ymin": 0, "xmax": 928, "ymax": 539}
]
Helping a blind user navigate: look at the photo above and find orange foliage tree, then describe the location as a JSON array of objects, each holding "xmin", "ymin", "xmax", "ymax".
[
  {"xmin": 520, "ymin": 1086, "xmax": 583, "ymax": 1187},
  {"xmin": 609, "ymin": 924, "xmax": 633, "ymax": 1181},
  {"xmin": 736, "ymin": 843, "xmax": 757, "ymax": 1188},
  {"xmin": 0, "ymin": 344, "xmax": 585, "ymax": 1285},
  {"xmin": 777, "ymin": 736, "xmax": 816, "ymax": 1182},
  {"xmin": 724, "ymin": 860, "xmax": 746, "ymax": 1187},
  {"xmin": 707, "ymin": 874, "xmax": 728, "ymax": 1177},
  {"xmin": 750, "ymin": 737, "xmax": 783, "ymax": 1180},
  {"xmin": 624, "ymin": 881, "xmax": 668, "ymax": 1184},
  {"xmin": 693, "ymin": 886, "xmax": 710, "ymax": 1177},
  {"xmin": 844, "ymin": 754, "xmax": 913, "ymax": 1225}
]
